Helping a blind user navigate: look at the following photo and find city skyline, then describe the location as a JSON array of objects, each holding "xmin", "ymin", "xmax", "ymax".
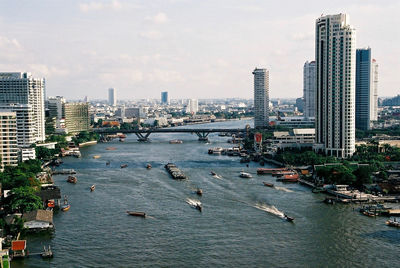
[{"xmin": 0, "ymin": 1, "xmax": 398, "ymax": 100}]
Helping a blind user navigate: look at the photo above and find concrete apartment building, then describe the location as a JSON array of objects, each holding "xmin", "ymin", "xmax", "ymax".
[
  {"xmin": 315, "ymin": 14, "xmax": 356, "ymax": 158},
  {"xmin": 0, "ymin": 72, "xmax": 45, "ymax": 142},
  {"xmin": 108, "ymin": 88, "xmax": 116, "ymax": 106},
  {"xmin": 47, "ymin": 96, "xmax": 66, "ymax": 128},
  {"xmin": 253, "ymin": 68, "xmax": 269, "ymax": 128},
  {"xmin": 0, "ymin": 111, "xmax": 18, "ymax": 169}
]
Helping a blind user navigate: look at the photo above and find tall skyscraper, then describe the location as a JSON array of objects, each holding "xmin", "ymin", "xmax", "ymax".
[
  {"xmin": 355, "ymin": 48, "xmax": 379, "ymax": 130},
  {"xmin": 108, "ymin": 88, "xmax": 116, "ymax": 106},
  {"xmin": 161, "ymin": 91, "xmax": 169, "ymax": 105},
  {"xmin": 315, "ymin": 14, "xmax": 356, "ymax": 158},
  {"xmin": 48, "ymin": 96, "xmax": 66, "ymax": 128},
  {"xmin": 303, "ymin": 61, "xmax": 316, "ymax": 118},
  {"xmin": 252, "ymin": 68, "xmax": 269, "ymax": 128},
  {"xmin": 0, "ymin": 72, "xmax": 45, "ymax": 142}
]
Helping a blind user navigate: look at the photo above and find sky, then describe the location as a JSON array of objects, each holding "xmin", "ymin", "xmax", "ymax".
[{"xmin": 0, "ymin": 0, "xmax": 398, "ymax": 100}]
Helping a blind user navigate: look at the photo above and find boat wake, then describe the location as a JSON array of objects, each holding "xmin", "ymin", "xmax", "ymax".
[
  {"xmin": 212, "ymin": 174, "xmax": 222, "ymax": 179},
  {"xmin": 274, "ymin": 186, "xmax": 293, "ymax": 193},
  {"xmin": 253, "ymin": 202, "xmax": 285, "ymax": 219},
  {"xmin": 186, "ymin": 198, "xmax": 202, "ymax": 207}
]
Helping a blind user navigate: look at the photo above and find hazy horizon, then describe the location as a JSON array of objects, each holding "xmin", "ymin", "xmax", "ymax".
[{"xmin": 0, "ymin": 0, "xmax": 398, "ymax": 100}]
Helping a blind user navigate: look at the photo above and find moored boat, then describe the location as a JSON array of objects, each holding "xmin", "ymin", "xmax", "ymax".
[
  {"xmin": 67, "ymin": 176, "xmax": 77, "ymax": 184},
  {"xmin": 240, "ymin": 171, "xmax": 252, "ymax": 178},
  {"xmin": 263, "ymin": 182, "xmax": 274, "ymax": 187},
  {"xmin": 127, "ymin": 211, "xmax": 146, "ymax": 217},
  {"xmin": 386, "ymin": 218, "xmax": 400, "ymax": 227},
  {"xmin": 277, "ymin": 173, "xmax": 299, "ymax": 182},
  {"xmin": 257, "ymin": 168, "xmax": 288, "ymax": 175},
  {"xmin": 61, "ymin": 196, "xmax": 70, "ymax": 211}
]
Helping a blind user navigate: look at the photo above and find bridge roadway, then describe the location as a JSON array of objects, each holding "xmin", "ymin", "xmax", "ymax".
[{"xmin": 94, "ymin": 128, "xmax": 247, "ymax": 142}]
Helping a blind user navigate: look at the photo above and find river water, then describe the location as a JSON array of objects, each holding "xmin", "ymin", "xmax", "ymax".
[{"xmin": 13, "ymin": 120, "xmax": 399, "ymax": 267}]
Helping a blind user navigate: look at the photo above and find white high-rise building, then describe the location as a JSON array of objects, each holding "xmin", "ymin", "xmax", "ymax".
[
  {"xmin": 186, "ymin": 99, "xmax": 198, "ymax": 114},
  {"xmin": 252, "ymin": 68, "xmax": 269, "ymax": 128},
  {"xmin": 315, "ymin": 14, "xmax": 356, "ymax": 158},
  {"xmin": 303, "ymin": 61, "xmax": 316, "ymax": 118},
  {"xmin": 0, "ymin": 72, "xmax": 45, "ymax": 142},
  {"xmin": 0, "ymin": 111, "xmax": 18, "ymax": 169},
  {"xmin": 108, "ymin": 88, "xmax": 116, "ymax": 106}
]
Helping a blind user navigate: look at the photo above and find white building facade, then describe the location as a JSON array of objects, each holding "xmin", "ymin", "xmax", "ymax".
[
  {"xmin": 303, "ymin": 61, "xmax": 316, "ymax": 118},
  {"xmin": 0, "ymin": 72, "xmax": 45, "ymax": 142},
  {"xmin": 253, "ymin": 68, "xmax": 269, "ymax": 128},
  {"xmin": 0, "ymin": 111, "xmax": 18, "ymax": 169},
  {"xmin": 186, "ymin": 99, "xmax": 198, "ymax": 114},
  {"xmin": 315, "ymin": 14, "xmax": 356, "ymax": 158},
  {"xmin": 47, "ymin": 96, "xmax": 66, "ymax": 128}
]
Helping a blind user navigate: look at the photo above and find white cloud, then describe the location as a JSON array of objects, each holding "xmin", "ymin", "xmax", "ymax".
[
  {"xmin": 79, "ymin": 0, "xmax": 122, "ymax": 12},
  {"xmin": 148, "ymin": 69, "xmax": 184, "ymax": 83},
  {"xmin": 146, "ymin": 12, "xmax": 169, "ymax": 24},
  {"xmin": 291, "ymin": 31, "xmax": 313, "ymax": 41},
  {"xmin": 139, "ymin": 30, "xmax": 163, "ymax": 40}
]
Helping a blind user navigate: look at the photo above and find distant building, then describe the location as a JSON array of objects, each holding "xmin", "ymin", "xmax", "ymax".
[
  {"xmin": 303, "ymin": 61, "xmax": 316, "ymax": 118},
  {"xmin": 108, "ymin": 88, "xmax": 116, "ymax": 106},
  {"xmin": 355, "ymin": 48, "xmax": 378, "ymax": 130},
  {"xmin": 315, "ymin": 14, "xmax": 356, "ymax": 158},
  {"xmin": 125, "ymin": 107, "xmax": 141, "ymax": 118},
  {"xmin": 161, "ymin": 91, "xmax": 169, "ymax": 105},
  {"xmin": 0, "ymin": 111, "xmax": 18, "ymax": 169},
  {"xmin": 270, "ymin": 116, "xmax": 315, "ymax": 128},
  {"xmin": 295, "ymin": 98, "xmax": 304, "ymax": 113},
  {"xmin": 253, "ymin": 68, "xmax": 269, "ymax": 128},
  {"xmin": 0, "ymin": 72, "xmax": 45, "ymax": 142},
  {"xmin": 186, "ymin": 99, "xmax": 198, "ymax": 114},
  {"xmin": 64, "ymin": 103, "xmax": 90, "ymax": 133},
  {"xmin": 47, "ymin": 96, "xmax": 66, "ymax": 128},
  {"xmin": 382, "ymin": 95, "xmax": 400, "ymax": 106},
  {"xmin": 273, "ymin": 128, "xmax": 315, "ymax": 149}
]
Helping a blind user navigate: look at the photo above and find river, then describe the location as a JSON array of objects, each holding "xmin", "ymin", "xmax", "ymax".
[{"xmin": 13, "ymin": 119, "xmax": 399, "ymax": 267}]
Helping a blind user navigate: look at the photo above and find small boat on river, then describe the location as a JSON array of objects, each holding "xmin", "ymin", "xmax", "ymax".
[
  {"xmin": 61, "ymin": 196, "xmax": 70, "ymax": 212},
  {"xmin": 127, "ymin": 211, "xmax": 146, "ymax": 217},
  {"xmin": 210, "ymin": 171, "xmax": 217, "ymax": 176},
  {"xmin": 90, "ymin": 185, "xmax": 95, "ymax": 192},
  {"xmin": 263, "ymin": 182, "xmax": 274, "ymax": 187},
  {"xmin": 93, "ymin": 155, "xmax": 101, "ymax": 159},
  {"xmin": 121, "ymin": 164, "xmax": 128, "ymax": 168},
  {"xmin": 283, "ymin": 214, "xmax": 294, "ymax": 222},
  {"xmin": 66, "ymin": 176, "xmax": 77, "ymax": 184},
  {"xmin": 240, "ymin": 171, "xmax": 252, "ymax": 178},
  {"xmin": 386, "ymin": 218, "xmax": 400, "ymax": 228},
  {"xmin": 146, "ymin": 163, "xmax": 152, "ymax": 169},
  {"xmin": 196, "ymin": 188, "xmax": 203, "ymax": 196},
  {"xmin": 106, "ymin": 160, "xmax": 110, "ymax": 166},
  {"xmin": 169, "ymin": 139, "xmax": 183, "ymax": 144}
]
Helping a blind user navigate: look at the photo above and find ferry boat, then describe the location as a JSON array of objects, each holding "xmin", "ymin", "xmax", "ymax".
[
  {"xmin": 272, "ymin": 170, "xmax": 296, "ymax": 177},
  {"xmin": 239, "ymin": 171, "xmax": 252, "ymax": 178},
  {"xmin": 169, "ymin": 139, "xmax": 183, "ymax": 144},
  {"xmin": 257, "ymin": 168, "xmax": 288, "ymax": 175}
]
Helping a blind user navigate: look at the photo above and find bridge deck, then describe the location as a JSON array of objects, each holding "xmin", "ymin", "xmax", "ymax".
[{"xmin": 94, "ymin": 128, "xmax": 245, "ymax": 134}]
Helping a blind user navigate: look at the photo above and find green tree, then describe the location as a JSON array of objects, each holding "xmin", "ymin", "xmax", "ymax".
[{"xmin": 7, "ymin": 186, "xmax": 43, "ymax": 213}]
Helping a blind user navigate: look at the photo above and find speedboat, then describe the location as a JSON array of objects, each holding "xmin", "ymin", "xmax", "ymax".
[
  {"xmin": 90, "ymin": 185, "xmax": 95, "ymax": 192},
  {"xmin": 240, "ymin": 171, "xmax": 252, "ymax": 178},
  {"xmin": 210, "ymin": 171, "xmax": 217, "ymax": 176},
  {"xmin": 283, "ymin": 214, "xmax": 294, "ymax": 222}
]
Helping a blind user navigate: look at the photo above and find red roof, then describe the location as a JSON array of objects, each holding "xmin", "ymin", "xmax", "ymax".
[{"xmin": 11, "ymin": 240, "xmax": 26, "ymax": 251}]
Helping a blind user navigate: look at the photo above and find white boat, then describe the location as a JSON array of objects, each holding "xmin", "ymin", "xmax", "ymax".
[{"xmin": 239, "ymin": 171, "xmax": 252, "ymax": 178}]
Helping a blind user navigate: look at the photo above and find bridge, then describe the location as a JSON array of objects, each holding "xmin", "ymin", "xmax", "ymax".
[{"xmin": 94, "ymin": 128, "xmax": 249, "ymax": 142}]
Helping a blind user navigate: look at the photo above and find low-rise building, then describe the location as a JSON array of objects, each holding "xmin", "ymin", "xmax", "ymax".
[
  {"xmin": 272, "ymin": 128, "xmax": 315, "ymax": 149},
  {"xmin": 22, "ymin": 210, "xmax": 54, "ymax": 232}
]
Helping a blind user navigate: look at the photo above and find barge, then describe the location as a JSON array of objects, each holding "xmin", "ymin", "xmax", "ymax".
[{"xmin": 165, "ymin": 163, "xmax": 188, "ymax": 180}]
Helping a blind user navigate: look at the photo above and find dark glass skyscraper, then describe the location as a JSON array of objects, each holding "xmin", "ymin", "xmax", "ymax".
[{"xmin": 161, "ymin": 91, "xmax": 169, "ymax": 105}]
